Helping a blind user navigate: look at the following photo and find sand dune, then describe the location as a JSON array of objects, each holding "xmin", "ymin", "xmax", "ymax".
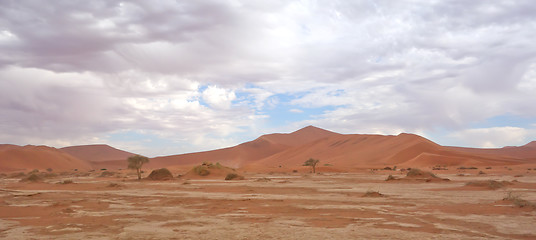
[
  {"xmin": 0, "ymin": 145, "xmax": 91, "ymax": 172},
  {"xmin": 60, "ymin": 144, "xmax": 136, "ymax": 162},
  {"xmin": 148, "ymin": 126, "xmax": 338, "ymax": 169},
  {"xmin": 1, "ymin": 126, "xmax": 534, "ymax": 172}
]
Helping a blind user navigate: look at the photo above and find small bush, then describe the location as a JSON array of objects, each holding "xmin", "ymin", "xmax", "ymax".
[
  {"xmin": 225, "ymin": 173, "xmax": 244, "ymax": 180},
  {"xmin": 292, "ymin": 170, "xmax": 298, "ymax": 173},
  {"xmin": 147, "ymin": 168, "xmax": 174, "ymax": 180},
  {"xmin": 485, "ymin": 167, "xmax": 492, "ymax": 169},
  {"xmin": 478, "ymin": 171, "xmax": 486, "ymax": 175},
  {"xmin": 193, "ymin": 166, "xmax": 210, "ymax": 176},
  {"xmin": 46, "ymin": 168, "xmax": 53, "ymax": 172}
]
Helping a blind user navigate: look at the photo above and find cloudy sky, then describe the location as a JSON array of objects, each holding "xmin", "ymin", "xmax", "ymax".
[{"xmin": 1, "ymin": 0, "xmax": 536, "ymax": 157}]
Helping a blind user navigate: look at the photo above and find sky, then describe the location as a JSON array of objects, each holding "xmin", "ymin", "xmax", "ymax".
[{"xmin": 1, "ymin": 0, "xmax": 536, "ymax": 157}]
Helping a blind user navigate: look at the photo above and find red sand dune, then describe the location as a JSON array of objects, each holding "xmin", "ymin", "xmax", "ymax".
[
  {"xmin": 60, "ymin": 144, "xmax": 136, "ymax": 162},
  {"xmin": 1, "ymin": 126, "xmax": 535, "ymax": 172},
  {"xmin": 147, "ymin": 126, "xmax": 339, "ymax": 169},
  {"xmin": 0, "ymin": 145, "xmax": 92, "ymax": 172}
]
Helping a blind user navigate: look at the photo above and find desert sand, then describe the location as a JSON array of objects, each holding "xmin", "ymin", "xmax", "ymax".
[
  {"xmin": 1, "ymin": 168, "xmax": 535, "ymax": 239},
  {"xmin": 1, "ymin": 126, "xmax": 535, "ymax": 239}
]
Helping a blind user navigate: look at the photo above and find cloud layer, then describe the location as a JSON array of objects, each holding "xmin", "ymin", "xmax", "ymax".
[{"xmin": 1, "ymin": 0, "xmax": 536, "ymax": 156}]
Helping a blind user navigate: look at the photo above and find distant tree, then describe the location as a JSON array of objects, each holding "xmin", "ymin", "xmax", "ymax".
[
  {"xmin": 127, "ymin": 155, "xmax": 149, "ymax": 180},
  {"xmin": 303, "ymin": 158, "xmax": 320, "ymax": 173}
]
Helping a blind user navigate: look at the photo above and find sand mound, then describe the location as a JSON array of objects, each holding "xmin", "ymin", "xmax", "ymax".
[
  {"xmin": 362, "ymin": 191, "xmax": 385, "ymax": 197},
  {"xmin": 147, "ymin": 168, "xmax": 174, "ymax": 180},
  {"xmin": 386, "ymin": 168, "xmax": 449, "ymax": 182},
  {"xmin": 182, "ymin": 162, "xmax": 239, "ymax": 179},
  {"xmin": 225, "ymin": 173, "xmax": 245, "ymax": 180}
]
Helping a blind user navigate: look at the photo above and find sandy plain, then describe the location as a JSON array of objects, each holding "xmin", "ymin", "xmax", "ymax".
[{"xmin": 1, "ymin": 168, "xmax": 535, "ymax": 240}]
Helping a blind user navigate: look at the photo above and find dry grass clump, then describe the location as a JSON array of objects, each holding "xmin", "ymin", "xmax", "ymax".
[
  {"xmin": 503, "ymin": 192, "xmax": 536, "ymax": 209},
  {"xmin": 385, "ymin": 175, "xmax": 398, "ymax": 181},
  {"xmin": 9, "ymin": 172, "xmax": 26, "ymax": 178},
  {"xmin": 406, "ymin": 168, "xmax": 438, "ymax": 178},
  {"xmin": 225, "ymin": 173, "xmax": 245, "ymax": 180},
  {"xmin": 147, "ymin": 168, "xmax": 174, "ymax": 180},
  {"xmin": 458, "ymin": 166, "xmax": 478, "ymax": 170},
  {"xmin": 255, "ymin": 177, "xmax": 271, "ymax": 182},
  {"xmin": 465, "ymin": 180, "xmax": 511, "ymax": 190},
  {"xmin": 99, "ymin": 171, "xmax": 116, "ymax": 177},
  {"xmin": 20, "ymin": 173, "xmax": 43, "ymax": 182},
  {"xmin": 57, "ymin": 179, "xmax": 74, "ymax": 184},
  {"xmin": 106, "ymin": 182, "xmax": 123, "ymax": 188},
  {"xmin": 362, "ymin": 190, "xmax": 385, "ymax": 197},
  {"xmin": 193, "ymin": 165, "xmax": 211, "ymax": 176}
]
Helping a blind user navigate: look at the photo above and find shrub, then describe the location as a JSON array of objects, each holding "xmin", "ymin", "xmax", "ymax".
[
  {"xmin": 147, "ymin": 168, "xmax": 174, "ymax": 180},
  {"xmin": 46, "ymin": 168, "xmax": 53, "ymax": 172},
  {"xmin": 20, "ymin": 173, "xmax": 42, "ymax": 182},
  {"xmin": 458, "ymin": 166, "xmax": 478, "ymax": 170},
  {"xmin": 225, "ymin": 173, "xmax": 244, "ymax": 180},
  {"xmin": 193, "ymin": 166, "xmax": 210, "ymax": 176},
  {"xmin": 407, "ymin": 168, "xmax": 437, "ymax": 178}
]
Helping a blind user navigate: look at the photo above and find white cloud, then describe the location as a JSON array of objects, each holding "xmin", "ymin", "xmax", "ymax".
[
  {"xmin": 1, "ymin": 1, "xmax": 536, "ymax": 155},
  {"xmin": 202, "ymin": 86, "xmax": 236, "ymax": 110},
  {"xmin": 447, "ymin": 127, "xmax": 533, "ymax": 148}
]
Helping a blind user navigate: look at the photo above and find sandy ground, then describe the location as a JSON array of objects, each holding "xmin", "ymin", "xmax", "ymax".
[{"xmin": 1, "ymin": 169, "xmax": 536, "ymax": 239}]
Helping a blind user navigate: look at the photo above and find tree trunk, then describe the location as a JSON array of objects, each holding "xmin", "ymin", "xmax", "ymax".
[
  {"xmin": 312, "ymin": 165, "xmax": 316, "ymax": 173},
  {"xmin": 137, "ymin": 168, "xmax": 141, "ymax": 180}
]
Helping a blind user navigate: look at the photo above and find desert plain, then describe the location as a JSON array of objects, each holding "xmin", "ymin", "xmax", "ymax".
[{"xmin": 1, "ymin": 167, "xmax": 536, "ymax": 239}]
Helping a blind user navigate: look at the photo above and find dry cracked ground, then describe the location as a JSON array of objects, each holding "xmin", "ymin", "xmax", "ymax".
[{"xmin": 1, "ymin": 169, "xmax": 536, "ymax": 239}]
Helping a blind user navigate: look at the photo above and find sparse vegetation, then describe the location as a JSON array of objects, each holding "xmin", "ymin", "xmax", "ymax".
[
  {"xmin": 20, "ymin": 173, "xmax": 42, "ymax": 182},
  {"xmin": 225, "ymin": 173, "xmax": 244, "ymax": 180},
  {"xmin": 255, "ymin": 177, "xmax": 271, "ymax": 182},
  {"xmin": 386, "ymin": 175, "xmax": 397, "ymax": 181},
  {"xmin": 127, "ymin": 155, "xmax": 150, "ymax": 180},
  {"xmin": 457, "ymin": 166, "xmax": 478, "ymax": 170},
  {"xmin": 303, "ymin": 158, "xmax": 320, "ymax": 173},
  {"xmin": 465, "ymin": 180, "xmax": 510, "ymax": 190},
  {"xmin": 485, "ymin": 167, "xmax": 492, "ymax": 169},
  {"xmin": 99, "ymin": 171, "xmax": 116, "ymax": 177},
  {"xmin": 503, "ymin": 192, "xmax": 535, "ymax": 209},
  {"xmin": 478, "ymin": 171, "xmax": 486, "ymax": 175},
  {"xmin": 407, "ymin": 168, "xmax": 438, "ymax": 178}
]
